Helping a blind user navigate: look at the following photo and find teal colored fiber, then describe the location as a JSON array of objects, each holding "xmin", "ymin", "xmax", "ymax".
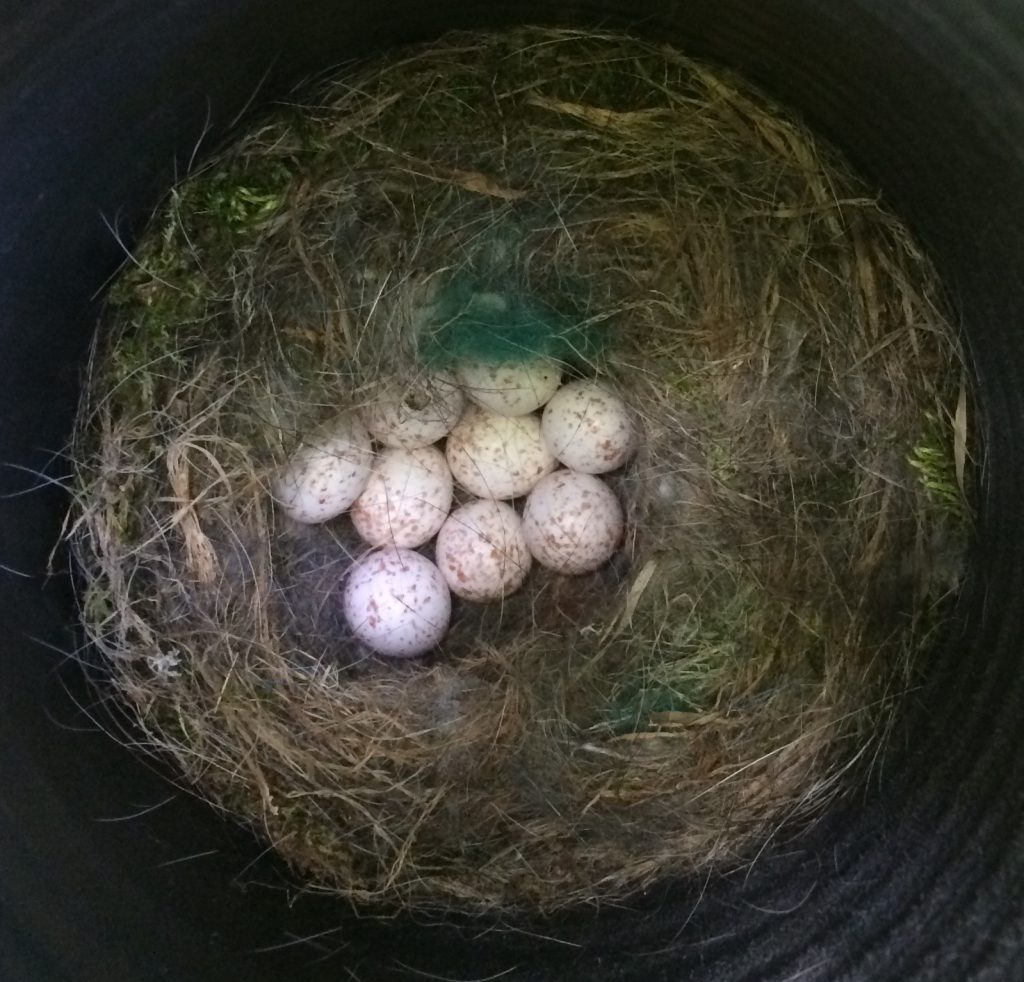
[{"xmin": 421, "ymin": 272, "xmax": 609, "ymax": 369}]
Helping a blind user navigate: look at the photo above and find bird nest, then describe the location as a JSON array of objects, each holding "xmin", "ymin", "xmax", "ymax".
[{"xmin": 67, "ymin": 27, "xmax": 971, "ymax": 913}]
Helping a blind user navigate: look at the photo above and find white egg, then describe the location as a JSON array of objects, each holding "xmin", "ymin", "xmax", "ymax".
[
  {"xmin": 342, "ymin": 547, "xmax": 451, "ymax": 657},
  {"xmin": 541, "ymin": 380, "xmax": 637, "ymax": 474},
  {"xmin": 457, "ymin": 357, "xmax": 561, "ymax": 416},
  {"xmin": 435, "ymin": 499, "xmax": 532, "ymax": 601},
  {"xmin": 445, "ymin": 405, "xmax": 556, "ymax": 500},
  {"xmin": 350, "ymin": 446, "xmax": 453, "ymax": 548},
  {"xmin": 522, "ymin": 471, "xmax": 624, "ymax": 574},
  {"xmin": 274, "ymin": 413, "xmax": 373, "ymax": 524},
  {"xmin": 362, "ymin": 370, "xmax": 465, "ymax": 449}
]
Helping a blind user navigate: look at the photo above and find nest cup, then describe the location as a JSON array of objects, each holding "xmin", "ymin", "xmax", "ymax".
[{"xmin": 70, "ymin": 27, "xmax": 969, "ymax": 913}]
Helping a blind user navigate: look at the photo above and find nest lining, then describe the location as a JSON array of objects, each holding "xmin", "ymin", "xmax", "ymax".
[{"xmin": 69, "ymin": 27, "xmax": 970, "ymax": 913}]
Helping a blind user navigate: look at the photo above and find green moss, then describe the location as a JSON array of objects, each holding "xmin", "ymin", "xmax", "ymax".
[
  {"xmin": 108, "ymin": 224, "xmax": 206, "ymax": 322},
  {"xmin": 908, "ymin": 410, "xmax": 966, "ymax": 519},
  {"xmin": 705, "ymin": 437, "xmax": 741, "ymax": 484},
  {"xmin": 603, "ymin": 579, "xmax": 836, "ymax": 735},
  {"xmin": 604, "ymin": 586, "xmax": 754, "ymax": 733},
  {"xmin": 100, "ymin": 157, "xmax": 299, "ymax": 402},
  {"xmin": 605, "ymin": 641, "xmax": 733, "ymax": 732},
  {"xmin": 108, "ymin": 153, "xmax": 296, "ymax": 329},
  {"xmin": 82, "ymin": 582, "xmax": 114, "ymax": 626},
  {"xmin": 193, "ymin": 158, "xmax": 294, "ymax": 235}
]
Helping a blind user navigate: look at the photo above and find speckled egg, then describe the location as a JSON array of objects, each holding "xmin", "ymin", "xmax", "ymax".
[
  {"xmin": 445, "ymin": 405, "xmax": 556, "ymax": 500},
  {"xmin": 342, "ymin": 547, "xmax": 451, "ymax": 657},
  {"xmin": 362, "ymin": 370, "xmax": 465, "ymax": 449},
  {"xmin": 522, "ymin": 471, "xmax": 624, "ymax": 574},
  {"xmin": 541, "ymin": 380, "xmax": 637, "ymax": 474},
  {"xmin": 435, "ymin": 499, "xmax": 532, "ymax": 601},
  {"xmin": 350, "ymin": 446, "xmax": 453, "ymax": 548},
  {"xmin": 273, "ymin": 413, "xmax": 373, "ymax": 524},
  {"xmin": 457, "ymin": 357, "xmax": 561, "ymax": 416}
]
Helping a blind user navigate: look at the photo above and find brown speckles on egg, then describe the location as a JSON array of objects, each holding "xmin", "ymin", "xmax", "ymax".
[
  {"xmin": 435, "ymin": 499, "xmax": 532, "ymax": 601},
  {"xmin": 342, "ymin": 547, "xmax": 451, "ymax": 657},
  {"xmin": 273, "ymin": 413, "xmax": 373, "ymax": 523},
  {"xmin": 351, "ymin": 445, "xmax": 453, "ymax": 548},
  {"xmin": 457, "ymin": 358, "xmax": 561, "ymax": 416},
  {"xmin": 446, "ymin": 406, "xmax": 556, "ymax": 500},
  {"xmin": 541, "ymin": 380, "xmax": 637, "ymax": 475},
  {"xmin": 522, "ymin": 470, "xmax": 624, "ymax": 574},
  {"xmin": 362, "ymin": 371, "xmax": 465, "ymax": 449}
]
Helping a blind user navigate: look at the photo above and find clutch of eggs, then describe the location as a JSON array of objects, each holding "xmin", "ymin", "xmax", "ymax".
[{"xmin": 271, "ymin": 357, "xmax": 637, "ymax": 656}]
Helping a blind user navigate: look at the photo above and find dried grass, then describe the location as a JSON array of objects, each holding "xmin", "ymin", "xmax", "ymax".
[{"xmin": 67, "ymin": 27, "xmax": 970, "ymax": 913}]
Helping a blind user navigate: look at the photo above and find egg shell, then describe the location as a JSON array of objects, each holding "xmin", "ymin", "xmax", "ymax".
[
  {"xmin": 522, "ymin": 471, "xmax": 624, "ymax": 574},
  {"xmin": 435, "ymin": 499, "xmax": 532, "ymax": 601},
  {"xmin": 541, "ymin": 380, "xmax": 637, "ymax": 474},
  {"xmin": 342, "ymin": 547, "xmax": 451, "ymax": 657},
  {"xmin": 274, "ymin": 414, "xmax": 373, "ymax": 524},
  {"xmin": 362, "ymin": 371, "xmax": 465, "ymax": 449},
  {"xmin": 457, "ymin": 357, "xmax": 561, "ymax": 416},
  {"xmin": 350, "ymin": 446, "xmax": 453, "ymax": 548},
  {"xmin": 445, "ymin": 405, "xmax": 556, "ymax": 500}
]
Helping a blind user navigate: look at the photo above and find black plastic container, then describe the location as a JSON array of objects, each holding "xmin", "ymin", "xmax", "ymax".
[{"xmin": 2, "ymin": 3, "xmax": 1023, "ymax": 980}]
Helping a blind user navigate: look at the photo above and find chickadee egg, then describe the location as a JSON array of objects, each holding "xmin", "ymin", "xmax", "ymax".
[
  {"xmin": 362, "ymin": 371, "xmax": 465, "ymax": 449},
  {"xmin": 522, "ymin": 471, "xmax": 624, "ymax": 574},
  {"xmin": 541, "ymin": 380, "xmax": 637, "ymax": 474},
  {"xmin": 446, "ymin": 405, "xmax": 556, "ymax": 500},
  {"xmin": 457, "ymin": 357, "xmax": 561, "ymax": 416},
  {"xmin": 435, "ymin": 499, "xmax": 532, "ymax": 601},
  {"xmin": 343, "ymin": 547, "xmax": 451, "ymax": 657},
  {"xmin": 274, "ymin": 413, "xmax": 373, "ymax": 524},
  {"xmin": 351, "ymin": 446, "xmax": 453, "ymax": 548}
]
